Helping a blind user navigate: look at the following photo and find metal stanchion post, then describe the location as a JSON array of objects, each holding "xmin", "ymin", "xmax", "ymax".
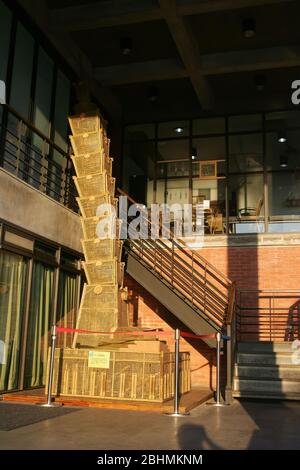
[
  {"xmin": 207, "ymin": 332, "xmax": 230, "ymax": 407},
  {"xmin": 39, "ymin": 325, "xmax": 62, "ymax": 407},
  {"xmin": 165, "ymin": 329, "xmax": 190, "ymax": 417}
]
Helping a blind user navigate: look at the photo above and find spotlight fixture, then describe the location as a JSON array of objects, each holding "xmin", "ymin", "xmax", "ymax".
[
  {"xmin": 120, "ymin": 37, "xmax": 132, "ymax": 55},
  {"xmin": 191, "ymin": 146, "xmax": 197, "ymax": 160},
  {"xmin": 280, "ymin": 155, "xmax": 288, "ymax": 168},
  {"xmin": 254, "ymin": 74, "xmax": 266, "ymax": 92},
  {"xmin": 242, "ymin": 18, "xmax": 256, "ymax": 38},
  {"xmin": 174, "ymin": 127, "xmax": 184, "ymax": 134},
  {"xmin": 278, "ymin": 131, "xmax": 287, "ymax": 143},
  {"xmin": 147, "ymin": 86, "xmax": 159, "ymax": 102}
]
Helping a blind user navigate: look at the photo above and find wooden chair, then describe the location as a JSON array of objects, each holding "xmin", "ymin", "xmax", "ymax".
[
  {"xmin": 206, "ymin": 211, "xmax": 225, "ymax": 234},
  {"xmin": 238, "ymin": 197, "xmax": 263, "ymax": 220},
  {"xmin": 213, "ymin": 213, "xmax": 225, "ymax": 234}
]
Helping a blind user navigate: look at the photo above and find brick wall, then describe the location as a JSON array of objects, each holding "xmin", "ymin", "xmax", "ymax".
[
  {"xmin": 199, "ymin": 245, "xmax": 300, "ymax": 290},
  {"xmin": 124, "ymin": 244, "xmax": 300, "ymax": 389}
]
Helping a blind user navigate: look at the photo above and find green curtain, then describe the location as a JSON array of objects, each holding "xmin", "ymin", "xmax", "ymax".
[
  {"xmin": 0, "ymin": 251, "xmax": 27, "ymax": 392},
  {"xmin": 56, "ymin": 271, "xmax": 78, "ymax": 348},
  {"xmin": 24, "ymin": 262, "xmax": 54, "ymax": 388}
]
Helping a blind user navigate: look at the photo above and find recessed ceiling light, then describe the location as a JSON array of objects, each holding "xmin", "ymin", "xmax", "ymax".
[
  {"xmin": 278, "ymin": 131, "xmax": 287, "ymax": 143},
  {"xmin": 120, "ymin": 37, "xmax": 132, "ymax": 55},
  {"xmin": 174, "ymin": 127, "xmax": 184, "ymax": 134},
  {"xmin": 242, "ymin": 18, "xmax": 256, "ymax": 38},
  {"xmin": 280, "ymin": 155, "xmax": 288, "ymax": 168},
  {"xmin": 191, "ymin": 146, "xmax": 197, "ymax": 160},
  {"xmin": 254, "ymin": 74, "xmax": 266, "ymax": 91},
  {"xmin": 147, "ymin": 86, "xmax": 159, "ymax": 102}
]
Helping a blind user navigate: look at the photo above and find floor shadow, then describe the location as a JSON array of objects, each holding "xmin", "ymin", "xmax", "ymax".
[
  {"xmin": 238, "ymin": 398, "xmax": 300, "ymax": 450},
  {"xmin": 178, "ymin": 423, "xmax": 224, "ymax": 450}
]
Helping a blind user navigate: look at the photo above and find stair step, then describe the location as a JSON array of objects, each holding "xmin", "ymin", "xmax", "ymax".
[
  {"xmin": 233, "ymin": 377, "xmax": 300, "ymax": 394},
  {"xmin": 235, "ymin": 364, "xmax": 300, "ymax": 380},
  {"xmin": 237, "ymin": 352, "xmax": 297, "ymax": 366},
  {"xmin": 238, "ymin": 341, "xmax": 296, "ymax": 354},
  {"xmin": 232, "ymin": 390, "xmax": 300, "ymax": 401}
]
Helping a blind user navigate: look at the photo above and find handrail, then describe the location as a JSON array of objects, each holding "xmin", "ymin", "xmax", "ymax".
[
  {"xmin": 236, "ymin": 288, "xmax": 300, "ymax": 342},
  {"xmin": 226, "ymin": 282, "xmax": 236, "ymax": 326},
  {"xmin": 0, "ymin": 103, "xmax": 69, "ymax": 158},
  {"xmin": 117, "ymin": 187, "xmax": 234, "ymax": 329},
  {"xmin": 129, "ymin": 238, "xmax": 226, "ymax": 318},
  {"xmin": 0, "ymin": 103, "xmax": 77, "ymax": 211},
  {"xmin": 117, "ymin": 187, "xmax": 232, "ymax": 286}
]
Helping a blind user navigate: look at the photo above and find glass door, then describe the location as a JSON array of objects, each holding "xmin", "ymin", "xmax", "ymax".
[
  {"xmin": 24, "ymin": 262, "xmax": 54, "ymax": 388},
  {"xmin": 0, "ymin": 251, "xmax": 27, "ymax": 392}
]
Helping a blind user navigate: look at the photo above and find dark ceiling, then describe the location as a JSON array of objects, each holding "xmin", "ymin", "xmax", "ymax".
[
  {"xmin": 44, "ymin": 0, "xmax": 300, "ymax": 123},
  {"xmin": 70, "ymin": 20, "xmax": 180, "ymax": 67},
  {"xmin": 187, "ymin": 2, "xmax": 300, "ymax": 54}
]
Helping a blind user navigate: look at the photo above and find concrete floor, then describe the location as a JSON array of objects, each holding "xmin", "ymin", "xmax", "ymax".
[{"xmin": 0, "ymin": 399, "xmax": 300, "ymax": 450}]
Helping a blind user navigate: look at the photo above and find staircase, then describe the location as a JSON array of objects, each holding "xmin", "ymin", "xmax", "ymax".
[
  {"xmin": 233, "ymin": 342, "xmax": 300, "ymax": 400},
  {"xmin": 117, "ymin": 190, "xmax": 300, "ymax": 402},
  {"xmin": 117, "ymin": 188, "xmax": 235, "ymax": 349}
]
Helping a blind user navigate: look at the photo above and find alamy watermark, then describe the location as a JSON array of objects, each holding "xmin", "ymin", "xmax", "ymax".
[
  {"xmin": 291, "ymin": 80, "xmax": 300, "ymax": 105},
  {"xmin": 94, "ymin": 196, "xmax": 206, "ymax": 247}
]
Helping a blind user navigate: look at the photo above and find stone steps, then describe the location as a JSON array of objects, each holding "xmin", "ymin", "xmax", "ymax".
[
  {"xmin": 235, "ymin": 364, "xmax": 300, "ymax": 380},
  {"xmin": 233, "ymin": 342, "xmax": 300, "ymax": 400}
]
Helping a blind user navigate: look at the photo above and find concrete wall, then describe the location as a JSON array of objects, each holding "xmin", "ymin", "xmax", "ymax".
[{"xmin": 0, "ymin": 168, "xmax": 82, "ymax": 252}]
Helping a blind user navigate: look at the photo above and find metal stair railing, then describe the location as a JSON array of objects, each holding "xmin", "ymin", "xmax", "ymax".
[{"xmin": 117, "ymin": 188, "xmax": 235, "ymax": 331}]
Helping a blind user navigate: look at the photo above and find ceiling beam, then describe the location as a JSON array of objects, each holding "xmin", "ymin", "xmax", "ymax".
[
  {"xmin": 49, "ymin": 0, "xmax": 162, "ymax": 32},
  {"xmin": 201, "ymin": 46, "xmax": 300, "ymax": 75},
  {"xmin": 177, "ymin": 0, "xmax": 295, "ymax": 16},
  {"xmin": 93, "ymin": 45, "xmax": 300, "ymax": 87},
  {"xmin": 159, "ymin": 0, "xmax": 213, "ymax": 109},
  {"xmin": 94, "ymin": 59, "xmax": 188, "ymax": 86},
  {"xmin": 49, "ymin": 0, "xmax": 295, "ymax": 32}
]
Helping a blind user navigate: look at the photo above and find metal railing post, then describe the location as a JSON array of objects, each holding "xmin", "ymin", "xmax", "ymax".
[
  {"xmin": 39, "ymin": 325, "xmax": 61, "ymax": 407},
  {"xmin": 165, "ymin": 329, "xmax": 189, "ymax": 417},
  {"xmin": 207, "ymin": 332, "xmax": 230, "ymax": 407},
  {"xmin": 225, "ymin": 323, "xmax": 233, "ymax": 404}
]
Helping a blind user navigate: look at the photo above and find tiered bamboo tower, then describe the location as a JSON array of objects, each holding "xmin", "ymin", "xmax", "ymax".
[
  {"xmin": 69, "ymin": 113, "xmax": 129, "ymax": 347},
  {"xmin": 47, "ymin": 108, "xmax": 190, "ymax": 402}
]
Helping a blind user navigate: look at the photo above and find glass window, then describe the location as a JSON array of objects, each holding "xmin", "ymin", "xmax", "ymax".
[
  {"xmin": 268, "ymin": 171, "xmax": 300, "ymax": 233},
  {"xmin": 157, "ymin": 139, "xmax": 190, "ymax": 206},
  {"xmin": 266, "ymin": 110, "xmax": 300, "ymax": 132},
  {"xmin": 56, "ymin": 271, "xmax": 78, "ymax": 348},
  {"xmin": 122, "ymin": 141, "xmax": 155, "ymax": 204},
  {"xmin": 10, "ymin": 23, "xmax": 34, "ymax": 118},
  {"xmin": 158, "ymin": 120, "xmax": 189, "ymax": 139},
  {"xmin": 229, "ymin": 114, "xmax": 262, "ymax": 133},
  {"xmin": 124, "ymin": 123, "xmax": 155, "ymax": 141},
  {"xmin": 157, "ymin": 160, "xmax": 190, "ymax": 179},
  {"xmin": 266, "ymin": 130, "xmax": 300, "ymax": 171},
  {"xmin": 228, "ymin": 173, "xmax": 264, "ymax": 234},
  {"xmin": 193, "ymin": 178, "xmax": 226, "ymax": 235},
  {"xmin": 157, "ymin": 139, "xmax": 189, "ymax": 161},
  {"xmin": 0, "ymin": 1, "xmax": 12, "ymax": 83},
  {"xmin": 33, "ymin": 48, "xmax": 54, "ymax": 139},
  {"xmin": 24, "ymin": 262, "xmax": 54, "ymax": 388},
  {"xmin": 53, "ymin": 71, "xmax": 71, "ymax": 165},
  {"xmin": 193, "ymin": 117, "xmax": 225, "ymax": 136},
  {"xmin": 229, "ymin": 134, "xmax": 263, "ymax": 173},
  {"xmin": 0, "ymin": 251, "xmax": 27, "ymax": 392},
  {"xmin": 192, "ymin": 136, "xmax": 226, "ymax": 161}
]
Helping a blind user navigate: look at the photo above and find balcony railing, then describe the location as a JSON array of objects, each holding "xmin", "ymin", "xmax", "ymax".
[
  {"xmin": 0, "ymin": 104, "xmax": 78, "ymax": 212},
  {"xmin": 236, "ymin": 289, "xmax": 300, "ymax": 341}
]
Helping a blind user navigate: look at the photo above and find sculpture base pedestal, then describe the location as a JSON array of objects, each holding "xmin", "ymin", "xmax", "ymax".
[{"xmin": 46, "ymin": 343, "xmax": 190, "ymax": 403}]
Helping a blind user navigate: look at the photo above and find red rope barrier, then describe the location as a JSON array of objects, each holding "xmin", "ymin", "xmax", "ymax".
[{"xmin": 56, "ymin": 326, "xmax": 216, "ymax": 340}]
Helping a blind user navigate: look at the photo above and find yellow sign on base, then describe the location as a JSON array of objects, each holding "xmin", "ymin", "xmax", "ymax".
[{"xmin": 88, "ymin": 351, "xmax": 110, "ymax": 369}]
